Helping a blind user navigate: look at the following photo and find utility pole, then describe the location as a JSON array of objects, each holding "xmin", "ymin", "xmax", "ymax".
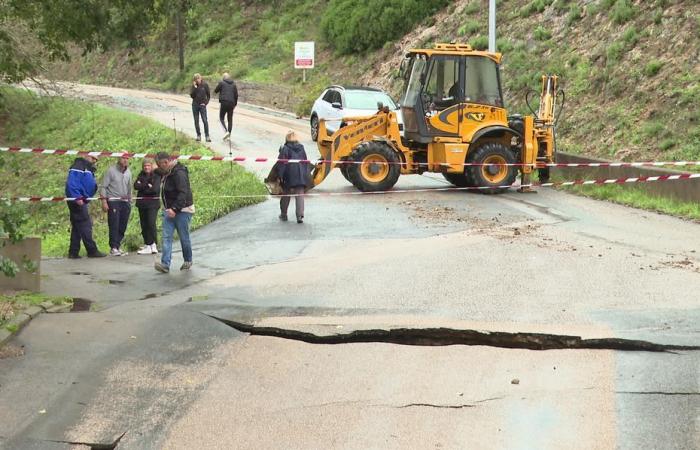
[{"xmin": 488, "ymin": 0, "xmax": 496, "ymax": 52}]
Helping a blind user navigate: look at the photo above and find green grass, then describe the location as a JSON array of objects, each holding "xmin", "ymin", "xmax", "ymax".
[
  {"xmin": 0, "ymin": 87, "xmax": 266, "ymax": 257},
  {"xmin": 0, "ymin": 291, "xmax": 72, "ymax": 328}
]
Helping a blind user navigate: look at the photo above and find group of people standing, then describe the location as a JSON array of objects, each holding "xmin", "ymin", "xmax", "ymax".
[
  {"xmin": 190, "ymin": 73, "xmax": 238, "ymax": 143},
  {"xmin": 64, "ymin": 152, "xmax": 195, "ymax": 273}
]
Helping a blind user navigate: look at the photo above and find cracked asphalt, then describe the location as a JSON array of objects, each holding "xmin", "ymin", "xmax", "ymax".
[{"xmin": 0, "ymin": 83, "xmax": 698, "ymax": 449}]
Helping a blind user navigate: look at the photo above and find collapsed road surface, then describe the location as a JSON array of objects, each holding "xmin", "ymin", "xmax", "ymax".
[{"xmin": 0, "ymin": 83, "xmax": 698, "ymax": 449}]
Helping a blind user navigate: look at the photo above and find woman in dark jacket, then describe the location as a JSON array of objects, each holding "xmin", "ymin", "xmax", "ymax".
[
  {"xmin": 134, "ymin": 158, "xmax": 161, "ymax": 254},
  {"xmin": 277, "ymin": 131, "xmax": 309, "ymax": 224}
]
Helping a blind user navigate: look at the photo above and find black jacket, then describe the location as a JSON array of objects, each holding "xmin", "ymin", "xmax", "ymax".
[
  {"xmin": 277, "ymin": 142, "xmax": 309, "ymax": 189},
  {"xmin": 190, "ymin": 82, "xmax": 210, "ymax": 106},
  {"xmin": 161, "ymin": 163, "xmax": 193, "ymax": 212},
  {"xmin": 214, "ymin": 79, "xmax": 238, "ymax": 106},
  {"xmin": 133, "ymin": 170, "xmax": 161, "ymax": 209}
]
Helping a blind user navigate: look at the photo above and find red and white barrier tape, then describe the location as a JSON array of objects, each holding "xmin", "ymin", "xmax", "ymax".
[
  {"xmin": 1, "ymin": 146, "xmax": 699, "ymax": 168},
  {"xmin": 4, "ymin": 173, "xmax": 699, "ymax": 202}
]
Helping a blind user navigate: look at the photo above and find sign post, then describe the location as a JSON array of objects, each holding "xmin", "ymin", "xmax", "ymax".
[{"xmin": 294, "ymin": 41, "xmax": 315, "ymax": 83}]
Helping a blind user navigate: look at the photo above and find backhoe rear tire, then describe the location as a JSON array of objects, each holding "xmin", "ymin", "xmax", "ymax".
[
  {"xmin": 465, "ymin": 142, "xmax": 517, "ymax": 194},
  {"xmin": 347, "ymin": 142, "xmax": 401, "ymax": 192},
  {"xmin": 339, "ymin": 160, "xmax": 352, "ymax": 182}
]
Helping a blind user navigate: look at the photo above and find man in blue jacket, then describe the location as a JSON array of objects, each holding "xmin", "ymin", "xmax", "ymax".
[{"xmin": 65, "ymin": 155, "xmax": 106, "ymax": 258}]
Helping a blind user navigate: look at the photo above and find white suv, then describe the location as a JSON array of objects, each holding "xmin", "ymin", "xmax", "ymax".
[{"xmin": 309, "ymin": 85, "xmax": 402, "ymax": 141}]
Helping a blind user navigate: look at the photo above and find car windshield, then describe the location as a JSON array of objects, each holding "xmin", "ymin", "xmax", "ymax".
[{"xmin": 344, "ymin": 90, "xmax": 397, "ymax": 110}]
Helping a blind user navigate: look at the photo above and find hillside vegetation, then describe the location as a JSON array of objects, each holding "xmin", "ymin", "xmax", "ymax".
[{"xmin": 43, "ymin": 0, "xmax": 700, "ymax": 163}]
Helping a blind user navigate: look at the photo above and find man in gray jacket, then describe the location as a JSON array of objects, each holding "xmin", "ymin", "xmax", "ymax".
[{"xmin": 101, "ymin": 155, "xmax": 132, "ymax": 256}]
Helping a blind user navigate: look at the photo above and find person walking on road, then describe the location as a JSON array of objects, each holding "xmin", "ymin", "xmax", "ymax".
[
  {"xmin": 190, "ymin": 73, "xmax": 211, "ymax": 142},
  {"xmin": 65, "ymin": 155, "xmax": 107, "ymax": 258},
  {"xmin": 133, "ymin": 158, "xmax": 161, "ymax": 255},
  {"xmin": 101, "ymin": 155, "xmax": 132, "ymax": 256},
  {"xmin": 154, "ymin": 152, "xmax": 195, "ymax": 273},
  {"xmin": 277, "ymin": 131, "xmax": 309, "ymax": 224},
  {"xmin": 214, "ymin": 72, "xmax": 238, "ymax": 142}
]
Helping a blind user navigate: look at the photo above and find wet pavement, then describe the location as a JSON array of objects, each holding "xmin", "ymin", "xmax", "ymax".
[{"xmin": 0, "ymin": 83, "xmax": 698, "ymax": 449}]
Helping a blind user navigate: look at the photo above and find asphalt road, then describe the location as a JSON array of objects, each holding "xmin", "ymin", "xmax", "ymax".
[{"xmin": 0, "ymin": 83, "xmax": 698, "ymax": 449}]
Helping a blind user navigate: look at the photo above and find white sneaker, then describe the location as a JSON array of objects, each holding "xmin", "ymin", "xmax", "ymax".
[
  {"xmin": 150, "ymin": 244, "xmax": 158, "ymax": 254},
  {"xmin": 110, "ymin": 248, "xmax": 123, "ymax": 256},
  {"xmin": 223, "ymin": 132, "xmax": 230, "ymax": 141},
  {"xmin": 137, "ymin": 246, "xmax": 151, "ymax": 255}
]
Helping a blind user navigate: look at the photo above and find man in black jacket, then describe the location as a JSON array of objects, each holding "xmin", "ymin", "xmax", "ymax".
[
  {"xmin": 214, "ymin": 73, "xmax": 238, "ymax": 141},
  {"xmin": 277, "ymin": 131, "xmax": 309, "ymax": 224},
  {"xmin": 154, "ymin": 152, "xmax": 195, "ymax": 273},
  {"xmin": 190, "ymin": 73, "xmax": 211, "ymax": 142}
]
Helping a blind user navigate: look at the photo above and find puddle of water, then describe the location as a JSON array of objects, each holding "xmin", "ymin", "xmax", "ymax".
[
  {"xmin": 108, "ymin": 280, "xmax": 125, "ymax": 285},
  {"xmin": 70, "ymin": 298, "xmax": 93, "ymax": 312}
]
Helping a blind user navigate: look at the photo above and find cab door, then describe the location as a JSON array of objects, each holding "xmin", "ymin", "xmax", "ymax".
[{"xmin": 422, "ymin": 55, "xmax": 465, "ymax": 137}]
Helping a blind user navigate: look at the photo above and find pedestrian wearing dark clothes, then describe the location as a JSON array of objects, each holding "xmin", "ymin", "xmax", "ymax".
[
  {"xmin": 190, "ymin": 73, "xmax": 211, "ymax": 142},
  {"xmin": 65, "ymin": 155, "xmax": 106, "ymax": 258},
  {"xmin": 277, "ymin": 131, "xmax": 309, "ymax": 224},
  {"xmin": 214, "ymin": 72, "xmax": 238, "ymax": 141},
  {"xmin": 154, "ymin": 152, "xmax": 195, "ymax": 273},
  {"xmin": 134, "ymin": 158, "xmax": 161, "ymax": 255},
  {"xmin": 101, "ymin": 155, "xmax": 132, "ymax": 256}
]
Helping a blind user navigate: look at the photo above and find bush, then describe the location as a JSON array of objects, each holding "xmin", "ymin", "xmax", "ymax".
[
  {"xmin": 644, "ymin": 60, "xmax": 663, "ymax": 77},
  {"xmin": 321, "ymin": 0, "xmax": 449, "ymax": 54},
  {"xmin": 469, "ymin": 36, "xmax": 489, "ymax": 51},
  {"xmin": 458, "ymin": 19, "xmax": 481, "ymax": 36},
  {"xmin": 606, "ymin": 42, "xmax": 624, "ymax": 65},
  {"xmin": 611, "ymin": 0, "xmax": 635, "ymax": 25},
  {"xmin": 622, "ymin": 26, "xmax": 639, "ymax": 47},
  {"xmin": 520, "ymin": 0, "xmax": 553, "ymax": 18},
  {"xmin": 533, "ymin": 26, "xmax": 552, "ymax": 41},
  {"xmin": 566, "ymin": 5, "xmax": 582, "ymax": 25},
  {"xmin": 463, "ymin": 2, "xmax": 480, "ymax": 15}
]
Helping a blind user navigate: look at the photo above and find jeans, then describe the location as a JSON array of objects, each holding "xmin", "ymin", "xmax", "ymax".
[
  {"xmin": 219, "ymin": 101, "xmax": 234, "ymax": 133},
  {"xmin": 138, "ymin": 207, "xmax": 159, "ymax": 246},
  {"xmin": 280, "ymin": 186, "xmax": 305, "ymax": 219},
  {"xmin": 192, "ymin": 104, "xmax": 209, "ymax": 138},
  {"xmin": 161, "ymin": 211, "xmax": 192, "ymax": 268},
  {"xmin": 107, "ymin": 201, "xmax": 131, "ymax": 250},
  {"xmin": 68, "ymin": 202, "xmax": 98, "ymax": 256}
]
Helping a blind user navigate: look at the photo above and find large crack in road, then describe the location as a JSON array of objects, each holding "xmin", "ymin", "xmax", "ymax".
[{"xmin": 212, "ymin": 317, "xmax": 699, "ymax": 353}]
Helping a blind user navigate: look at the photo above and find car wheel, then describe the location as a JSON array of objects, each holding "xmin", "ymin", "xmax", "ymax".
[{"xmin": 310, "ymin": 115, "xmax": 319, "ymax": 142}]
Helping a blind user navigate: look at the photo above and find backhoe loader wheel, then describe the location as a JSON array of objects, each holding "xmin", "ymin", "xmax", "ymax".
[
  {"xmin": 339, "ymin": 160, "xmax": 352, "ymax": 182},
  {"xmin": 310, "ymin": 115, "xmax": 319, "ymax": 142},
  {"xmin": 347, "ymin": 142, "xmax": 401, "ymax": 192},
  {"xmin": 465, "ymin": 143, "xmax": 517, "ymax": 194},
  {"xmin": 443, "ymin": 172, "xmax": 472, "ymax": 187}
]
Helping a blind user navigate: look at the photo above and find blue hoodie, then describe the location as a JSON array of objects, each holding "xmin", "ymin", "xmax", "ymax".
[{"xmin": 65, "ymin": 157, "xmax": 97, "ymax": 201}]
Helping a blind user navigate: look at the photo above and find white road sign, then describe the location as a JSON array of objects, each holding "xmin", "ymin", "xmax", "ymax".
[{"xmin": 294, "ymin": 41, "xmax": 315, "ymax": 69}]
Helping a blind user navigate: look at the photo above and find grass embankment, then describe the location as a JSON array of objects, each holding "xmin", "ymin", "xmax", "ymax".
[
  {"xmin": 0, "ymin": 292, "xmax": 72, "ymax": 332},
  {"xmin": 0, "ymin": 87, "xmax": 267, "ymax": 257}
]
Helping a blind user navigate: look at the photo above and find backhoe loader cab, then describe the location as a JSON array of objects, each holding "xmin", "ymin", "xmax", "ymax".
[{"xmin": 312, "ymin": 43, "xmax": 558, "ymax": 193}]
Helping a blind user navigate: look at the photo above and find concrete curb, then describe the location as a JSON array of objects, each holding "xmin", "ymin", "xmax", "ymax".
[{"xmin": 0, "ymin": 302, "xmax": 72, "ymax": 347}]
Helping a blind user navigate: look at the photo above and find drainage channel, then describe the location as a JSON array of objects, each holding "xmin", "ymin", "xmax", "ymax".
[{"xmin": 212, "ymin": 317, "xmax": 699, "ymax": 353}]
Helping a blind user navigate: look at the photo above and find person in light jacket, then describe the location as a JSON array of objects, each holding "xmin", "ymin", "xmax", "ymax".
[
  {"xmin": 277, "ymin": 131, "xmax": 309, "ymax": 224},
  {"xmin": 133, "ymin": 158, "xmax": 161, "ymax": 255},
  {"xmin": 100, "ymin": 155, "xmax": 132, "ymax": 256}
]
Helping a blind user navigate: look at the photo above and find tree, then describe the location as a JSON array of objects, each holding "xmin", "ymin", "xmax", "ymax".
[{"xmin": 0, "ymin": 0, "xmax": 158, "ymax": 82}]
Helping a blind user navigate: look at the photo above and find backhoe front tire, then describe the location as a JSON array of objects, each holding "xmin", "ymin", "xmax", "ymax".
[
  {"xmin": 465, "ymin": 142, "xmax": 517, "ymax": 194},
  {"xmin": 347, "ymin": 142, "xmax": 401, "ymax": 192}
]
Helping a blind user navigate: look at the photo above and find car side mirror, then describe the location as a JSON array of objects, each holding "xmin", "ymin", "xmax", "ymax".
[{"xmin": 331, "ymin": 102, "xmax": 342, "ymax": 109}]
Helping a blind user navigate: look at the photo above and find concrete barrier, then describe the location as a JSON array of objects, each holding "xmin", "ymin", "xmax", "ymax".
[
  {"xmin": 553, "ymin": 152, "xmax": 700, "ymax": 204},
  {"xmin": 0, "ymin": 237, "xmax": 41, "ymax": 292}
]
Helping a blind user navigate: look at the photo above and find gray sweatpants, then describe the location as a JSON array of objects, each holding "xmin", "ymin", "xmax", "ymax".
[{"xmin": 280, "ymin": 186, "xmax": 305, "ymax": 219}]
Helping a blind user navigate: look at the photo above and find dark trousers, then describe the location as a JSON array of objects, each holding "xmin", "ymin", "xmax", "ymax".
[
  {"xmin": 192, "ymin": 104, "xmax": 209, "ymax": 138},
  {"xmin": 219, "ymin": 101, "xmax": 234, "ymax": 133},
  {"xmin": 138, "ymin": 207, "xmax": 158, "ymax": 246},
  {"xmin": 280, "ymin": 186, "xmax": 305, "ymax": 219},
  {"xmin": 107, "ymin": 201, "xmax": 131, "ymax": 250},
  {"xmin": 68, "ymin": 202, "xmax": 98, "ymax": 256}
]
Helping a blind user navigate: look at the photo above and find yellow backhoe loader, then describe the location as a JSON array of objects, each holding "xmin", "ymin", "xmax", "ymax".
[{"xmin": 312, "ymin": 43, "xmax": 560, "ymax": 193}]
